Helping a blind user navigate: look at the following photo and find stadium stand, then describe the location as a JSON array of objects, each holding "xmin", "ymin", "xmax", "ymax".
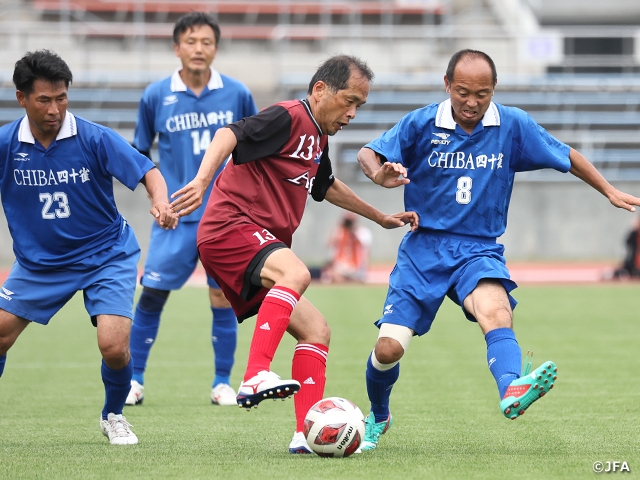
[
  {"xmin": 31, "ymin": 0, "xmax": 448, "ymax": 40},
  {"xmin": 0, "ymin": 87, "xmax": 144, "ymax": 145},
  {"xmin": 6, "ymin": 0, "xmax": 640, "ymax": 182},
  {"xmin": 2, "ymin": 73, "xmax": 640, "ymax": 181}
]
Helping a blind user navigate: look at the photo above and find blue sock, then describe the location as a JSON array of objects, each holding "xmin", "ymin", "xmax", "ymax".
[
  {"xmin": 211, "ymin": 307, "xmax": 237, "ymax": 388},
  {"xmin": 366, "ymin": 354, "xmax": 399, "ymax": 423},
  {"xmin": 485, "ymin": 327, "xmax": 522, "ymax": 399},
  {"xmin": 101, "ymin": 359, "xmax": 133, "ymax": 420},
  {"xmin": 0, "ymin": 354, "xmax": 6, "ymax": 378},
  {"xmin": 130, "ymin": 289, "xmax": 167, "ymax": 385}
]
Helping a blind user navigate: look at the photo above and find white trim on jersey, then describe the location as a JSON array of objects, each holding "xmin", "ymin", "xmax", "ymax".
[
  {"xmin": 18, "ymin": 112, "xmax": 77, "ymax": 144},
  {"xmin": 294, "ymin": 343, "xmax": 328, "ymax": 360},
  {"xmin": 266, "ymin": 288, "xmax": 298, "ymax": 310},
  {"xmin": 435, "ymin": 99, "xmax": 500, "ymax": 130},
  {"xmin": 170, "ymin": 67, "xmax": 224, "ymax": 92},
  {"xmin": 300, "ymin": 98, "xmax": 323, "ymax": 134}
]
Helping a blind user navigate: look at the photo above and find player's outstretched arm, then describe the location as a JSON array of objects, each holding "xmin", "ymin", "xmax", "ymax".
[
  {"xmin": 170, "ymin": 127, "xmax": 238, "ymax": 217},
  {"xmin": 141, "ymin": 167, "xmax": 179, "ymax": 230},
  {"xmin": 357, "ymin": 147, "xmax": 410, "ymax": 188},
  {"xmin": 569, "ymin": 148, "xmax": 640, "ymax": 212},
  {"xmin": 325, "ymin": 178, "xmax": 419, "ymax": 231}
]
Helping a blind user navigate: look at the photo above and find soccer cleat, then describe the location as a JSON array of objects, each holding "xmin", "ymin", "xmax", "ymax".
[
  {"xmin": 125, "ymin": 380, "xmax": 144, "ymax": 406},
  {"xmin": 100, "ymin": 413, "xmax": 138, "ymax": 445},
  {"xmin": 360, "ymin": 412, "xmax": 392, "ymax": 451},
  {"xmin": 288, "ymin": 431, "xmax": 313, "ymax": 454},
  {"xmin": 236, "ymin": 370, "xmax": 300, "ymax": 411},
  {"xmin": 211, "ymin": 383, "xmax": 238, "ymax": 406},
  {"xmin": 500, "ymin": 360, "xmax": 558, "ymax": 420}
]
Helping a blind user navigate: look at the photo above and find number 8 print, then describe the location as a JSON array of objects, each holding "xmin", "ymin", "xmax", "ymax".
[{"xmin": 456, "ymin": 176, "xmax": 472, "ymax": 205}]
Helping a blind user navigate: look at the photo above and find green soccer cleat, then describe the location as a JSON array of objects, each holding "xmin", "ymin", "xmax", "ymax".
[
  {"xmin": 500, "ymin": 360, "xmax": 557, "ymax": 420},
  {"xmin": 360, "ymin": 412, "xmax": 392, "ymax": 451}
]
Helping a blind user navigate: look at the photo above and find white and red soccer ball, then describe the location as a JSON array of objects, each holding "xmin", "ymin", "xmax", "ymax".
[{"xmin": 303, "ymin": 397, "xmax": 365, "ymax": 458}]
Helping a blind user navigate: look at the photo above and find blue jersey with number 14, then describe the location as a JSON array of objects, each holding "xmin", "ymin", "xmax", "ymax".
[
  {"xmin": 134, "ymin": 68, "xmax": 257, "ymax": 222},
  {"xmin": 366, "ymin": 100, "xmax": 572, "ymax": 238}
]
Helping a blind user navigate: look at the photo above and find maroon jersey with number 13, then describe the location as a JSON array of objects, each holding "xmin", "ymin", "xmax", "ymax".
[{"xmin": 197, "ymin": 99, "xmax": 335, "ymax": 247}]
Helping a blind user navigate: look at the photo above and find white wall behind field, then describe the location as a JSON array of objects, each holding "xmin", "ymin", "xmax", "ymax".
[{"xmin": 2, "ymin": 180, "xmax": 638, "ymax": 268}]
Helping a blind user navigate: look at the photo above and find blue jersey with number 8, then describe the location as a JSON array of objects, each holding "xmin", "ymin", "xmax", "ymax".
[{"xmin": 365, "ymin": 100, "xmax": 571, "ymax": 238}]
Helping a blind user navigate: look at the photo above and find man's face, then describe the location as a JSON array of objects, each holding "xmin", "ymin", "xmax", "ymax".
[
  {"xmin": 16, "ymin": 79, "xmax": 68, "ymax": 141},
  {"xmin": 444, "ymin": 57, "xmax": 495, "ymax": 132},
  {"xmin": 313, "ymin": 70, "xmax": 370, "ymax": 136},
  {"xmin": 174, "ymin": 24, "xmax": 218, "ymax": 74}
]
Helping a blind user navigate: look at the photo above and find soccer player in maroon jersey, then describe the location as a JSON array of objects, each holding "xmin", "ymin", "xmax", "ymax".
[{"xmin": 171, "ymin": 55, "xmax": 418, "ymax": 453}]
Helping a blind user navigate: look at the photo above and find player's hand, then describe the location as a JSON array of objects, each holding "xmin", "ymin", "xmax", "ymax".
[
  {"xmin": 151, "ymin": 202, "xmax": 179, "ymax": 230},
  {"xmin": 379, "ymin": 211, "xmax": 419, "ymax": 231},
  {"xmin": 170, "ymin": 178, "xmax": 207, "ymax": 217},
  {"xmin": 373, "ymin": 162, "xmax": 410, "ymax": 188},
  {"xmin": 607, "ymin": 189, "xmax": 640, "ymax": 212}
]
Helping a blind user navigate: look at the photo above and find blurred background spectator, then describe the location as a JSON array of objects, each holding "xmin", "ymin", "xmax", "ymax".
[
  {"xmin": 611, "ymin": 216, "xmax": 640, "ymax": 279},
  {"xmin": 322, "ymin": 213, "xmax": 372, "ymax": 283}
]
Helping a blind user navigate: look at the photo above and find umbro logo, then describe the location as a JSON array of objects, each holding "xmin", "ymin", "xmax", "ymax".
[
  {"xmin": 303, "ymin": 377, "xmax": 315, "ymax": 385},
  {"xmin": 147, "ymin": 272, "xmax": 161, "ymax": 282},
  {"xmin": 163, "ymin": 95, "xmax": 178, "ymax": 106},
  {"xmin": 383, "ymin": 304, "xmax": 393, "ymax": 315},
  {"xmin": 431, "ymin": 132, "xmax": 451, "ymax": 145},
  {"xmin": 144, "ymin": 337, "xmax": 154, "ymax": 345},
  {"xmin": 0, "ymin": 287, "xmax": 14, "ymax": 301},
  {"xmin": 259, "ymin": 322, "xmax": 270, "ymax": 331},
  {"xmin": 13, "ymin": 152, "xmax": 29, "ymax": 161}
]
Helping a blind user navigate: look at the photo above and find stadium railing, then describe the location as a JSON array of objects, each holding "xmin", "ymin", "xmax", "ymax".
[
  {"xmin": 31, "ymin": 0, "xmax": 448, "ymax": 40},
  {"xmin": 32, "ymin": 0, "xmax": 447, "ymax": 16}
]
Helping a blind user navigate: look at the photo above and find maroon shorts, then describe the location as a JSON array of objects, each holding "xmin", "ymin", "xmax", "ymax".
[{"xmin": 197, "ymin": 221, "xmax": 287, "ymax": 322}]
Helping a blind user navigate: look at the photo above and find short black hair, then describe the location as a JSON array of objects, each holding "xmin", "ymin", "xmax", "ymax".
[
  {"xmin": 446, "ymin": 49, "xmax": 497, "ymax": 85},
  {"xmin": 307, "ymin": 55, "xmax": 374, "ymax": 95},
  {"xmin": 173, "ymin": 12, "xmax": 220, "ymax": 46},
  {"xmin": 13, "ymin": 50, "xmax": 73, "ymax": 96}
]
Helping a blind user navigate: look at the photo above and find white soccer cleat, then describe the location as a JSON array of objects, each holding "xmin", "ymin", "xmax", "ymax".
[
  {"xmin": 100, "ymin": 413, "xmax": 138, "ymax": 445},
  {"xmin": 289, "ymin": 431, "xmax": 313, "ymax": 454},
  {"xmin": 125, "ymin": 380, "xmax": 144, "ymax": 406},
  {"xmin": 236, "ymin": 370, "xmax": 300, "ymax": 410},
  {"xmin": 211, "ymin": 383, "xmax": 238, "ymax": 406}
]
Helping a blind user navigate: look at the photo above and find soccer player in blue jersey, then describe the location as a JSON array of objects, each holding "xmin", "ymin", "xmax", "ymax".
[
  {"xmin": 126, "ymin": 12, "xmax": 258, "ymax": 407},
  {"xmin": 0, "ymin": 50, "xmax": 177, "ymax": 445},
  {"xmin": 356, "ymin": 49, "xmax": 640, "ymax": 450}
]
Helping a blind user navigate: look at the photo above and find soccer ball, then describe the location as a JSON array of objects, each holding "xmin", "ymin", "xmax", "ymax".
[{"xmin": 303, "ymin": 397, "xmax": 365, "ymax": 458}]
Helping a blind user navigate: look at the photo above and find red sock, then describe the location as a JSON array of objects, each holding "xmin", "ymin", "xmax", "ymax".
[
  {"xmin": 292, "ymin": 343, "xmax": 328, "ymax": 432},
  {"xmin": 244, "ymin": 286, "xmax": 300, "ymax": 381}
]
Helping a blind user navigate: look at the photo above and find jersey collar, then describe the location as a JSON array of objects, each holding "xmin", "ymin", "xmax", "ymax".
[
  {"xmin": 435, "ymin": 99, "xmax": 500, "ymax": 130},
  {"xmin": 18, "ymin": 112, "xmax": 77, "ymax": 144},
  {"xmin": 300, "ymin": 98, "xmax": 323, "ymax": 135},
  {"xmin": 170, "ymin": 67, "xmax": 224, "ymax": 92}
]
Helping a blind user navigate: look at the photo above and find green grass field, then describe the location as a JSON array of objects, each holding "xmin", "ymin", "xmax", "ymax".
[{"xmin": 1, "ymin": 284, "xmax": 639, "ymax": 479}]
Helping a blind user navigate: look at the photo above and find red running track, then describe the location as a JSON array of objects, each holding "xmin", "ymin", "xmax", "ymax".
[{"xmin": 0, "ymin": 262, "xmax": 622, "ymax": 287}]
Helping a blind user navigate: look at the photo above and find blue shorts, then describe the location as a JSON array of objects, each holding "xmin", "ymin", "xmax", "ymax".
[
  {"xmin": 376, "ymin": 229, "xmax": 518, "ymax": 336},
  {"xmin": 0, "ymin": 223, "xmax": 140, "ymax": 326},
  {"xmin": 141, "ymin": 221, "xmax": 219, "ymax": 290}
]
